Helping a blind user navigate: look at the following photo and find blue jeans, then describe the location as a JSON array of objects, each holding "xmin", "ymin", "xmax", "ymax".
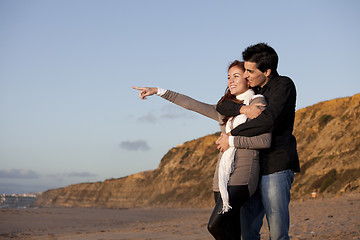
[{"xmin": 240, "ymin": 170, "xmax": 295, "ymax": 240}]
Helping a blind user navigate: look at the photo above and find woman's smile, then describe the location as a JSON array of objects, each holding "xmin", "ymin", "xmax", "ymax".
[{"xmin": 227, "ymin": 66, "xmax": 248, "ymax": 96}]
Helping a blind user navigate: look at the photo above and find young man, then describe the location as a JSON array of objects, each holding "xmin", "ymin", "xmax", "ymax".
[{"xmin": 216, "ymin": 43, "xmax": 300, "ymax": 240}]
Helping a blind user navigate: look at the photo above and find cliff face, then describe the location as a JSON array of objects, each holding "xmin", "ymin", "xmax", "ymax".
[
  {"xmin": 34, "ymin": 134, "xmax": 220, "ymax": 208},
  {"xmin": 33, "ymin": 93, "xmax": 360, "ymax": 208},
  {"xmin": 292, "ymin": 93, "xmax": 360, "ymax": 198}
]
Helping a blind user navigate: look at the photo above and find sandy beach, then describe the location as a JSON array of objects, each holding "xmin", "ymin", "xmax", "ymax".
[{"xmin": 1, "ymin": 193, "xmax": 359, "ymax": 240}]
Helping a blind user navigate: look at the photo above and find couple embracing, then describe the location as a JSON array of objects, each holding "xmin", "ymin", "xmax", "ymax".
[{"xmin": 133, "ymin": 43, "xmax": 300, "ymax": 240}]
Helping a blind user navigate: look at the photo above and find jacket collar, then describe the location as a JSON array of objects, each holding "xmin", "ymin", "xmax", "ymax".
[{"xmin": 255, "ymin": 73, "xmax": 279, "ymax": 94}]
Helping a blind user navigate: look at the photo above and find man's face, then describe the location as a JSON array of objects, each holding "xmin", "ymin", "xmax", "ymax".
[{"xmin": 243, "ymin": 61, "xmax": 269, "ymax": 88}]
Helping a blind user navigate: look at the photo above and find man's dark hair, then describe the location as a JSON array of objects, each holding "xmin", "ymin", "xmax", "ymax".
[{"xmin": 242, "ymin": 43, "xmax": 278, "ymax": 76}]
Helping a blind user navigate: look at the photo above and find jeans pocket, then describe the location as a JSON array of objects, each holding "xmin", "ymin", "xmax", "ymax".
[{"xmin": 287, "ymin": 170, "xmax": 295, "ymax": 183}]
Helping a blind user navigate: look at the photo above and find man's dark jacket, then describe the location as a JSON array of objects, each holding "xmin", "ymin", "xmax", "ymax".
[{"xmin": 216, "ymin": 74, "xmax": 300, "ymax": 175}]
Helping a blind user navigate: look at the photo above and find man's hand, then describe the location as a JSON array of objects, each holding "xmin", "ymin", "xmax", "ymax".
[
  {"xmin": 240, "ymin": 103, "xmax": 265, "ymax": 119},
  {"xmin": 215, "ymin": 133, "xmax": 230, "ymax": 153},
  {"xmin": 132, "ymin": 87, "xmax": 158, "ymax": 100}
]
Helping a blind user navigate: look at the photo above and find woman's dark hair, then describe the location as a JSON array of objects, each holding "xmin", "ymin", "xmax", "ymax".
[{"xmin": 218, "ymin": 60, "xmax": 245, "ymax": 125}]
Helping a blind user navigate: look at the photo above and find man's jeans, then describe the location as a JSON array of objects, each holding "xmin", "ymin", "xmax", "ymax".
[{"xmin": 240, "ymin": 170, "xmax": 295, "ymax": 240}]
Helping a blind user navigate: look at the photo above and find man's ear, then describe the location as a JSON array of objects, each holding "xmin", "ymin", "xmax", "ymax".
[{"xmin": 264, "ymin": 69, "xmax": 271, "ymax": 78}]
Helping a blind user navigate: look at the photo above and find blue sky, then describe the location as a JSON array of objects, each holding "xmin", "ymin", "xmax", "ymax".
[{"xmin": 1, "ymin": 0, "xmax": 359, "ymax": 194}]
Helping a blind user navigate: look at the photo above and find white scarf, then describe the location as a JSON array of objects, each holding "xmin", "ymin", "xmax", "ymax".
[{"xmin": 218, "ymin": 89, "xmax": 255, "ymax": 213}]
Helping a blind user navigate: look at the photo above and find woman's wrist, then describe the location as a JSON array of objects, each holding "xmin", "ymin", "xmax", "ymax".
[{"xmin": 156, "ymin": 87, "xmax": 167, "ymax": 96}]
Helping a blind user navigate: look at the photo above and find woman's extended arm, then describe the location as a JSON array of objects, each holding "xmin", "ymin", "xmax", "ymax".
[{"xmin": 132, "ymin": 86, "xmax": 220, "ymax": 122}]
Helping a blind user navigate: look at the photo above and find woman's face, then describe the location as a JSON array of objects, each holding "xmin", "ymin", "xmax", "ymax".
[{"xmin": 227, "ymin": 66, "xmax": 248, "ymax": 96}]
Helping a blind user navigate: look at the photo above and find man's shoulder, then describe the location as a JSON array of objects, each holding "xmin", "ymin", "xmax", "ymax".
[
  {"xmin": 278, "ymin": 75, "xmax": 294, "ymax": 82},
  {"xmin": 273, "ymin": 75, "xmax": 296, "ymax": 88}
]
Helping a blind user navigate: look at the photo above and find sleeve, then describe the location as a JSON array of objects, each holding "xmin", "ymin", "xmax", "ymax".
[
  {"xmin": 161, "ymin": 90, "xmax": 220, "ymax": 121},
  {"xmin": 233, "ymin": 133, "xmax": 271, "ymax": 149},
  {"xmin": 230, "ymin": 77, "xmax": 296, "ymax": 137},
  {"xmin": 156, "ymin": 87, "xmax": 167, "ymax": 96}
]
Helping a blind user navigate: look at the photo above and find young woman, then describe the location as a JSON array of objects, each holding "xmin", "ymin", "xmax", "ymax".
[{"xmin": 132, "ymin": 60, "xmax": 271, "ymax": 240}]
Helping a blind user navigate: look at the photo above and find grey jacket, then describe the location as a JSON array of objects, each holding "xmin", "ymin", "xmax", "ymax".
[{"xmin": 161, "ymin": 90, "xmax": 271, "ymax": 195}]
